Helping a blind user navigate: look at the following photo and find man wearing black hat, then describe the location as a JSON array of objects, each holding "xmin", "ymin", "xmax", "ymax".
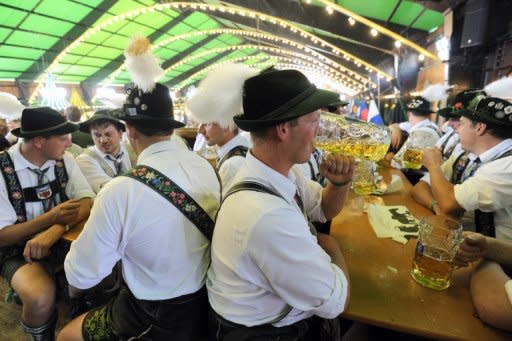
[
  {"xmin": 59, "ymin": 81, "xmax": 221, "ymax": 340},
  {"xmin": 207, "ymin": 69, "xmax": 354, "ymax": 340},
  {"xmin": 0, "ymin": 106, "xmax": 94, "ymax": 340},
  {"xmin": 76, "ymin": 110, "xmax": 132, "ymax": 193},
  {"xmin": 417, "ymin": 97, "xmax": 512, "ymax": 240},
  {"xmin": 387, "ymin": 96, "xmax": 442, "ymax": 169}
]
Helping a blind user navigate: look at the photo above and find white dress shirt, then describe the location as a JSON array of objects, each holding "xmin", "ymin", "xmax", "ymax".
[
  {"xmin": 207, "ymin": 152, "xmax": 348, "ymax": 327},
  {"xmin": 217, "ymin": 134, "xmax": 251, "ymax": 189},
  {"xmin": 0, "ymin": 143, "xmax": 95, "ymax": 229},
  {"xmin": 76, "ymin": 144, "xmax": 132, "ymax": 193},
  {"xmin": 65, "ymin": 140, "xmax": 221, "ymax": 300},
  {"xmin": 453, "ymin": 139, "xmax": 512, "ymax": 240}
]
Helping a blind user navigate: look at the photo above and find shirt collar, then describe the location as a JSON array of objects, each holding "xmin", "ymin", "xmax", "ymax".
[
  {"xmin": 410, "ymin": 119, "xmax": 435, "ymax": 131},
  {"xmin": 137, "ymin": 140, "xmax": 177, "ymax": 164},
  {"xmin": 237, "ymin": 151, "xmax": 297, "ymax": 204},
  {"xmin": 93, "ymin": 144, "xmax": 125, "ymax": 159},
  {"xmin": 217, "ymin": 134, "xmax": 251, "ymax": 158},
  {"xmin": 478, "ymin": 138, "xmax": 512, "ymax": 163},
  {"xmin": 9, "ymin": 142, "xmax": 55, "ymax": 171}
]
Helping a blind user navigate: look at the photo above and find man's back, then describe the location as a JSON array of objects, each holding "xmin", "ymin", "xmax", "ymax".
[{"xmin": 65, "ymin": 139, "xmax": 221, "ymax": 299}]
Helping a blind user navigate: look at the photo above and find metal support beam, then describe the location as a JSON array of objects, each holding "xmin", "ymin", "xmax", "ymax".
[
  {"xmin": 16, "ymin": 0, "xmax": 118, "ymax": 82},
  {"xmin": 386, "ymin": 0, "xmax": 402, "ymax": 25},
  {"xmin": 82, "ymin": 10, "xmax": 191, "ymax": 85},
  {"xmin": 166, "ymin": 50, "xmax": 234, "ymax": 88},
  {"xmin": 161, "ymin": 35, "xmax": 218, "ymax": 70}
]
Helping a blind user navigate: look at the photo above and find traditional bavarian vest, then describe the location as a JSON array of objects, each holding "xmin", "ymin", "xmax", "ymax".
[
  {"xmin": 439, "ymin": 130, "xmax": 458, "ymax": 160},
  {"xmin": 0, "ymin": 151, "xmax": 69, "ymax": 224},
  {"xmin": 451, "ymin": 149, "xmax": 512, "ymax": 237},
  {"xmin": 217, "ymin": 145, "xmax": 248, "ymax": 170}
]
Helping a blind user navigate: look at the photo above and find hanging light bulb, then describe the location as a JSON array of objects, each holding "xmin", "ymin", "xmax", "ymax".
[
  {"xmin": 348, "ymin": 17, "xmax": 356, "ymax": 26},
  {"xmin": 394, "ymin": 40, "xmax": 402, "ymax": 48},
  {"xmin": 370, "ymin": 28, "xmax": 378, "ymax": 37}
]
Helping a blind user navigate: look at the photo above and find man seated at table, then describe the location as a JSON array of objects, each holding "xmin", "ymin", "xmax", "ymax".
[
  {"xmin": 0, "ymin": 107, "xmax": 94, "ymax": 340},
  {"xmin": 454, "ymin": 232, "xmax": 512, "ymax": 331},
  {"xmin": 58, "ymin": 35, "xmax": 221, "ymax": 341},
  {"xmin": 207, "ymin": 68, "xmax": 353, "ymax": 340},
  {"xmin": 413, "ymin": 97, "xmax": 512, "ymax": 239},
  {"xmin": 76, "ymin": 110, "xmax": 132, "ymax": 193}
]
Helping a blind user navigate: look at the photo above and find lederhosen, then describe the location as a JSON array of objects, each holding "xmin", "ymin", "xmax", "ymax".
[
  {"xmin": 82, "ymin": 164, "xmax": 216, "ymax": 341},
  {"xmin": 217, "ymin": 145, "xmax": 248, "ymax": 170},
  {"xmin": 0, "ymin": 151, "xmax": 69, "ymax": 281},
  {"xmin": 439, "ymin": 130, "xmax": 458, "ymax": 160},
  {"xmin": 209, "ymin": 182, "xmax": 339, "ymax": 341},
  {"xmin": 451, "ymin": 149, "xmax": 512, "ymax": 237}
]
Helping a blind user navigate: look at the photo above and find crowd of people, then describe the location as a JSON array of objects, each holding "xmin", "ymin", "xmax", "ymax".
[{"xmin": 0, "ymin": 35, "xmax": 511, "ymax": 341}]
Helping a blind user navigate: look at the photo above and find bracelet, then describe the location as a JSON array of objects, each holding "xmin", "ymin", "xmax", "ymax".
[
  {"xmin": 329, "ymin": 179, "xmax": 352, "ymax": 187},
  {"xmin": 429, "ymin": 199, "xmax": 439, "ymax": 211},
  {"xmin": 64, "ymin": 224, "xmax": 71, "ymax": 232}
]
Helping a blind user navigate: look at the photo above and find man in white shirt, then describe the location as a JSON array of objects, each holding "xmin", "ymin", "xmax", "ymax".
[
  {"xmin": 207, "ymin": 68, "xmax": 353, "ymax": 340},
  {"xmin": 415, "ymin": 97, "xmax": 512, "ymax": 240},
  {"xmin": 76, "ymin": 110, "xmax": 132, "ymax": 193},
  {"xmin": 58, "ymin": 82, "xmax": 221, "ymax": 340},
  {"xmin": 0, "ymin": 107, "xmax": 94, "ymax": 341}
]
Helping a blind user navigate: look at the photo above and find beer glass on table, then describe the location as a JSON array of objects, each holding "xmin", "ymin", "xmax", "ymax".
[{"xmin": 410, "ymin": 215, "xmax": 463, "ymax": 290}]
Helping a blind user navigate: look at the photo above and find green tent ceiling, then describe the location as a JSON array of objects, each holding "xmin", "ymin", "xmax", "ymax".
[{"xmin": 0, "ymin": 0, "xmax": 443, "ymax": 95}]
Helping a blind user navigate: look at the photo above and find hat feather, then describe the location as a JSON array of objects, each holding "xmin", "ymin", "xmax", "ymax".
[
  {"xmin": 421, "ymin": 84, "xmax": 450, "ymax": 102},
  {"xmin": 484, "ymin": 77, "xmax": 512, "ymax": 99},
  {"xmin": 0, "ymin": 92, "xmax": 24, "ymax": 120},
  {"xmin": 186, "ymin": 63, "xmax": 259, "ymax": 129},
  {"xmin": 124, "ymin": 34, "xmax": 163, "ymax": 93}
]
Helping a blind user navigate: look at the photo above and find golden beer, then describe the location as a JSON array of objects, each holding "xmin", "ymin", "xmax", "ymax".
[
  {"xmin": 353, "ymin": 180, "xmax": 375, "ymax": 195},
  {"xmin": 411, "ymin": 243, "xmax": 454, "ymax": 290},
  {"xmin": 314, "ymin": 140, "xmax": 389, "ymax": 161},
  {"xmin": 403, "ymin": 148, "xmax": 423, "ymax": 169}
]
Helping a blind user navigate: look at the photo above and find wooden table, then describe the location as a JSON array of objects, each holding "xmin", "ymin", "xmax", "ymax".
[
  {"xmin": 331, "ymin": 168, "xmax": 511, "ymax": 340},
  {"xmin": 61, "ymin": 219, "xmax": 85, "ymax": 242}
]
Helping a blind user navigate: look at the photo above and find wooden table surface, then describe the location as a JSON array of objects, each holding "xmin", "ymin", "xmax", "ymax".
[
  {"xmin": 331, "ymin": 167, "xmax": 511, "ymax": 340},
  {"xmin": 61, "ymin": 219, "xmax": 85, "ymax": 242}
]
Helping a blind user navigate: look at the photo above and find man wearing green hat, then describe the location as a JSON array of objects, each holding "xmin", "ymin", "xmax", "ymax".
[
  {"xmin": 76, "ymin": 110, "xmax": 132, "ymax": 193},
  {"xmin": 0, "ymin": 106, "xmax": 94, "ymax": 340},
  {"xmin": 207, "ymin": 69, "xmax": 354, "ymax": 340},
  {"xmin": 417, "ymin": 96, "xmax": 512, "ymax": 240}
]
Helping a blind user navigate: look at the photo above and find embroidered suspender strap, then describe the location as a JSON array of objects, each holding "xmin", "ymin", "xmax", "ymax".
[
  {"xmin": 440, "ymin": 131, "xmax": 456, "ymax": 160},
  {"xmin": 0, "ymin": 152, "xmax": 27, "ymax": 223},
  {"xmin": 473, "ymin": 148, "xmax": 512, "ymax": 237},
  {"xmin": 451, "ymin": 152, "xmax": 471, "ymax": 184},
  {"xmin": 83, "ymin": 149, "xmax": 117, "ymax": 178},
  {"xmin": 217, "ymin": 145, "xmax": 248, "ymax": 170},
  {"xmin": 124, "ymin": 165, "xmax": 215, "ymax": 240}
]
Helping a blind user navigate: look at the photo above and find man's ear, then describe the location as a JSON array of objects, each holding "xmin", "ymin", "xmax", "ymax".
[
  {"xmin": 274, "ymin": 122, "xmax": 290, "ymax": 142},
  {"xmin": 31, "ymin": 136, "xmax": 46, "ymax": 149},
  {"xmin": 125, "ymin": 124, "xmax": 137, "ymax": 140},
  {"xmin": 476, "ymin": 122, "xmax": 487, "ymax": 136}
]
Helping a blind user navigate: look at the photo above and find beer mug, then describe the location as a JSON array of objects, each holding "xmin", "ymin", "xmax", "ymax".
[
  {"xmin": 352, "ymin": 159, "xmax": 376, "ymax": 195},
  {"xmin": 402, "ymin": 131, "xmax": 435, "ymax": 169},
  {"xmin": 410, "ymin": 215, "xmax": 462, "ymax": 290},
  {"xmin": 200, "ymin": 146, "xmax": 218, "ymax": 168}
]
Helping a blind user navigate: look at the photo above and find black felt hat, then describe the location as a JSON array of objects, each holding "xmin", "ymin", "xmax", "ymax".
[
  {"xmin": 461, "ymin": 97, "xmax": 512, "ymax": 127},
  {"xmin": 233, "ymin": 69, "xmax": 340, "ymax": 131},
  {"xmin": 79, "ymin": 109, "xmax": 125, "ymax": 133},
  {"xmin": 451, "ymin": 88, "xmax": 487, "ymax": 117},
  {"xmin": 437, "ymin": 107, "xmax": 455, "ymax": 119},
  {"xmin": 406, "ymin": 96, "xmax": 433, "ymax": 115},
  {"xmin": 118, "ymin": 83, "xmax": 184, "ymax": 129},
  {"xmin": 12, "ymin": 107, "xmax": 78, "ymax": 138}
]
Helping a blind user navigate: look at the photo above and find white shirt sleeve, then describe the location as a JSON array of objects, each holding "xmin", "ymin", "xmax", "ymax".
[
  {"xmin": 249, "ymin": 208, "xmax": 348, "ymax": 319},
  {"xmin": 76, "ymin": 152, "xmax": 113, "ymax": 193},
  {"xmin": 505, "ymin": 280, "xmax": 512, "ymax": 305},
  {"xmin": 0, "ymin": 175, "xmax": 17, "ymax": 229},
  {"xmin": 218, "ymin": 156, "xmax": 245, "ymax": 190},
  {"xmin": 63, "ymin": 153, "xmax": 95, "ymax": 199},
  {"xmin": 64, "ymin": 182, "xmax": 122, "ymax": 289},
  {"xmin": 296, "ymin": 173, "xmax": 326, "ymax": 223}
]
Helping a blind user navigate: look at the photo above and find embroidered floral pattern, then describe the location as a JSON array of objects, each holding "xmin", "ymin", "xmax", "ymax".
[{"xmin": 126, "ymin": 165, "xmax": 214, "ymax": 240}]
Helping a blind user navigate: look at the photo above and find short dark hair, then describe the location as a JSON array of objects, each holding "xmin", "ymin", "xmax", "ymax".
[
  {"xmin": 65, "ymin": 106, "xmax": 82, "ymax": 122},
  {"xmin": 89, "ymin": 119, "xmax": 124, "ymax": 132},
  {"xmin": 127, "ymin": 121, "xmax": 173, "ymax": 137},
  {"xmin": 470, "ymin": 119, "xmax": 512, "ymax": 139}
]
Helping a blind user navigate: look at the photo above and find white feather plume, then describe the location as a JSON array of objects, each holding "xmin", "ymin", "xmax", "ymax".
[
  {"xmin": 421, "ymin": 84, "xmax": 450, "ymax": 102},
  {"xmin": 124, "ymin": 34, "xmax": 163, "ymax": 93},
  {"xmin": 186, "ymin": 63, "xmax": 259, "ymax": 129},
  {"xmin": 484, "ymin": 77, "xmax": 512, "ymax": 99},
  {"xmin": 97, "ymin": 93, "xmax": 126, "ymax": 108},
  {"xmin": 0, "ymin": 92, "xmax": 24, "ymax": 120}
]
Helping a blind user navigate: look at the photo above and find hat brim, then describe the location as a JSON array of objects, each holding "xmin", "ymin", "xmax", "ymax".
[
  {"xmin": 79, "ymin": 114, "xmax": 125, "ymax": 133},
  {"xmin": 11, "ymin": 122, "xmax": 78, "ymax": 138},
  {"xmin": 234, "ymin": 88, "xmax": 339, "ymax": 131},
  {"xmin": 437, "ymin": 108, "xmax": 461, "ymax": 119},
  {"xmin": 408, "ymin": 108, "xmax": 434, "ymax": 115}
]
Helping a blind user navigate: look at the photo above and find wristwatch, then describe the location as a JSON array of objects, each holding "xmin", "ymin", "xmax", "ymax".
[{"xmin": 63, "ymin": 224, "xmax": 71, "ymax": 232}]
